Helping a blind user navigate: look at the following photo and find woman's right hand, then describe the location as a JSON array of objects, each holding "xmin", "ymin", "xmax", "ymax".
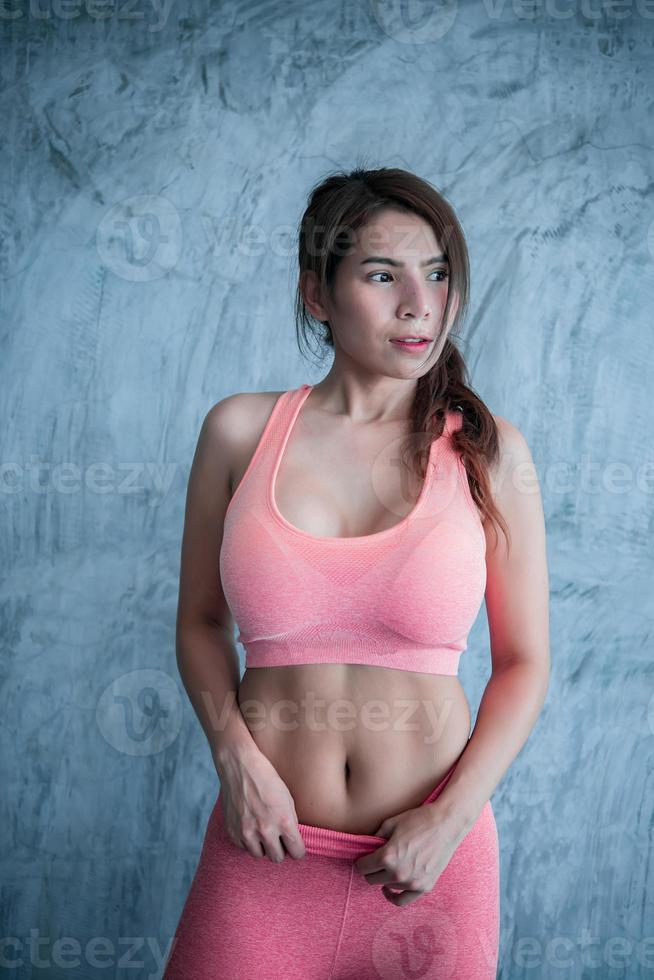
[{"xmin": 213, "ymin": 745, "xmax": 307, "ymax": 863}]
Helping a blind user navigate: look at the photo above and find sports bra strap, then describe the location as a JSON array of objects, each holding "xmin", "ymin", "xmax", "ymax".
[{"xmin": 445, "ymin": 408, "xmax": 464, "ymax": 435}]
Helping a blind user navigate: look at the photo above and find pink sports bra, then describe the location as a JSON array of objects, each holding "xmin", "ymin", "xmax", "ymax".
[{"xmin": 219, "ymin": 384, "xmax": 487, "ymax": 676}]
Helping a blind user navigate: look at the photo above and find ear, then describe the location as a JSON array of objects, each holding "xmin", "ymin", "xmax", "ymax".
[{"xmin": 301, "ymin": 269, "xmax": 330, "ymax": 323}]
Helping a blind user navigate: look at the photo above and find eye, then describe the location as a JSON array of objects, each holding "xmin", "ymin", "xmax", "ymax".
[{"xmin": 368, "ymin": 269, "xmax": 449, "ymax": 283}]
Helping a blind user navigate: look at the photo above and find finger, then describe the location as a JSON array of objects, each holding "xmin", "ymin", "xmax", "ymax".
[
  {"xmin": 239, "ymin": 833, "xmax": 265, "ymax": 858},
  {"xmin": 354, "ymin": 853, "xmax": 387, "ymax": 876},
  {"xmin": 382, "ymin": 885, "xmax": 423, "ymax": 907},
  {"xmin": 241, "ymin": 831, "xmax": 284, "ymax": 862},
  {"xmin": 262, "ymin": 836, "xmax": 288, "ymax": 863},
  {"xmin": 360, "ymin": 870, "xmax": 400, "ymax": 885},
  {"xmin": 280, "ymin": 831, "xmax": 306, "ymax": 860}
]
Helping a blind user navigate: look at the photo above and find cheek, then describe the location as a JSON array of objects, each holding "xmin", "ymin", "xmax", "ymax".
[
  {"xmin": 332, "ymin": 292, "xmax": 389, "ymax": 350},
  {"xmin": 341, "ymin": 281, "xmax": 387, "ymax": 314}
]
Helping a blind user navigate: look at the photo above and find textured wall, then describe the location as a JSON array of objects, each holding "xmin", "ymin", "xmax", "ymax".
[{"xmin": 2, "ymin": 2, "xmax": 653, "ymax": 978}]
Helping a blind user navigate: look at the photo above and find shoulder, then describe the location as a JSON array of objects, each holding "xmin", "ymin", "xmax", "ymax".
[
  {"xmin": 491, "ymin": 413, "xmax": 529, "ymax": 451},
  {"xmin": 204, "ymin": 389, "xmax": 287, "ymax": 444},
  {"xmin": 482, "ymin": 414, "xmax": 550, "ymax": 672},
  {"xmin": 486, "ymin": 413, "xmax": 541, "ymax": 516},
  {"xmin": 201, "ymin": 390, "xmax": 287, "ymax": 484},
  {"xmin": 490, "ymin": 413, "xmax": 534, "ymax": 465}
]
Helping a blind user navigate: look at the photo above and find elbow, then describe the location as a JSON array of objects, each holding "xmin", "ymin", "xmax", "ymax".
[{"xmin": 491, "ymin": 652, "xmax": 551, "ymax": 689}]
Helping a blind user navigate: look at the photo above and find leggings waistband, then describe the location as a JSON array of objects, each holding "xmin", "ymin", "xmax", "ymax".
[{"xmin": 297, "ymin": 755, "xmax": 461, "ymax": 860}]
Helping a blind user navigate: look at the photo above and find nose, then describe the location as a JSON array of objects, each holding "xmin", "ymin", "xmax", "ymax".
[{"xmin": 397, "ymin": 287, "xmax": 432, "ymax": 321}]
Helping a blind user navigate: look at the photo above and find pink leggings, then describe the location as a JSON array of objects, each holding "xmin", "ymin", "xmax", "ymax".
[{"xmin": 163, "ymin": 761, "xmax": 500, "ymax": 979}]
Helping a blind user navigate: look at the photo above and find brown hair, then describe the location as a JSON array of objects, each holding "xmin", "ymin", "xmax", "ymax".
[{"xmin": 293, "ymin": 164, "xmax": 510, "ymax": 554}]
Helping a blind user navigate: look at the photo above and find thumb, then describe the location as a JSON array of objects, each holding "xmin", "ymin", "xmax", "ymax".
[{"xmin": 373, "ymin": 815, "xmax": 397, "ymax": 838}]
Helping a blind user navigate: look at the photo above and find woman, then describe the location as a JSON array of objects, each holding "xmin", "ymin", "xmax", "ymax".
[{"xmin": 163, "ymin": 167, "xmax": 550, "ymax": 979}]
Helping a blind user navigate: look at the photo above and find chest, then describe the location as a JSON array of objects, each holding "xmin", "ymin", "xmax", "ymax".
[{"xmin": 272, "ymin": 419, "xmax": 426, "ymax": 540}]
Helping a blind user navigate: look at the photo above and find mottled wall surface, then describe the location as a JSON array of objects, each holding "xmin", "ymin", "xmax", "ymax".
[{"xmin": 2, "ymin": 2, "xmax": 653, "ymax": 978}]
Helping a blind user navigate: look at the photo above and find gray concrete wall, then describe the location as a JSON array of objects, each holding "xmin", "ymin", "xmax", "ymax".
[{"xmin": 1, "ymin": 2, "xmax": 653, "ymax": 978}]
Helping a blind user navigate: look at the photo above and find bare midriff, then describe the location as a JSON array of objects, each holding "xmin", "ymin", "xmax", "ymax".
[{"xmin": 237, "ymin": 663, "xmax": 471, "ymax": 835}]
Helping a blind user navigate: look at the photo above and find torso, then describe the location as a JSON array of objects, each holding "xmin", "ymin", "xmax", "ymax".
[{"xmin": 229, "ymin": 388, "xmax": 476, "ymax": 835}]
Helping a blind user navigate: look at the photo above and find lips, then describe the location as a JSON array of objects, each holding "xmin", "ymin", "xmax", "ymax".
[
  {"xmin": 390, "ymin": 337, "xmax": 433, "ymax": 354},
  {"xmin": 390, "ymin": 336, "xmax": 432, "ymax": 341}
]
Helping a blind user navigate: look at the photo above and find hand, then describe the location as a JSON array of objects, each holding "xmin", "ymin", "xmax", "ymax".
[
  {"xmin": 213, "ymin": 745, "xmax": 307, "ymax": 864},
  {"xmin": 353, "ymin": 804, "xmax": 461, "ymax": 907}
]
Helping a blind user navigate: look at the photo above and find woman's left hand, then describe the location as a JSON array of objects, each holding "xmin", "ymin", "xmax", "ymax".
[{"xmin": 353, "ymin": 805, "xmax": 463, "ymax": 907}]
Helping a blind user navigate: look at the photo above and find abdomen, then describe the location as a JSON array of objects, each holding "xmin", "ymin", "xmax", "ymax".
[{"xmin": 237, "ymin": 662, "xmax": 471, "ymax": 835}]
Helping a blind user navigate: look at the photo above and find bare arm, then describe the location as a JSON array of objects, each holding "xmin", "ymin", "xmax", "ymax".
[
  {"xmin": 175, "ymin": 394, "xmax": 306, "ymax": 861},
  {"xmin": 427, "ymin": 416, "xmax": 551, "ymax": 839},
  {"xmin": 175, "ymin": 397, "xmax": 259, "ymax": 774},
  {"xmin": 176, "ymin": 622, "xmax": 256, "ymax": 774}
]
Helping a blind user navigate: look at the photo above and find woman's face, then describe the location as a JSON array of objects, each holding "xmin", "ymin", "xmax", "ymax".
[{"xmin": 303, "ymin": 207, "xmax": 458, "ymax": 379}]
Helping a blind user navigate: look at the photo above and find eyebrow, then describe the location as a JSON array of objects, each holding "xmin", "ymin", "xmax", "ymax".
[{"xmin": 360, "ymin": 254, "xmax": 449, "ymax": 268}]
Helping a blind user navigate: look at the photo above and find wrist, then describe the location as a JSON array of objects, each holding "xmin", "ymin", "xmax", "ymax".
[
  {"xmin": 424, "ymin": 795, "xmax": 478, "ymax": 844},
  {"xmin": 210, "ymin": 735, "xmax": 259, "ymax": 775}
]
